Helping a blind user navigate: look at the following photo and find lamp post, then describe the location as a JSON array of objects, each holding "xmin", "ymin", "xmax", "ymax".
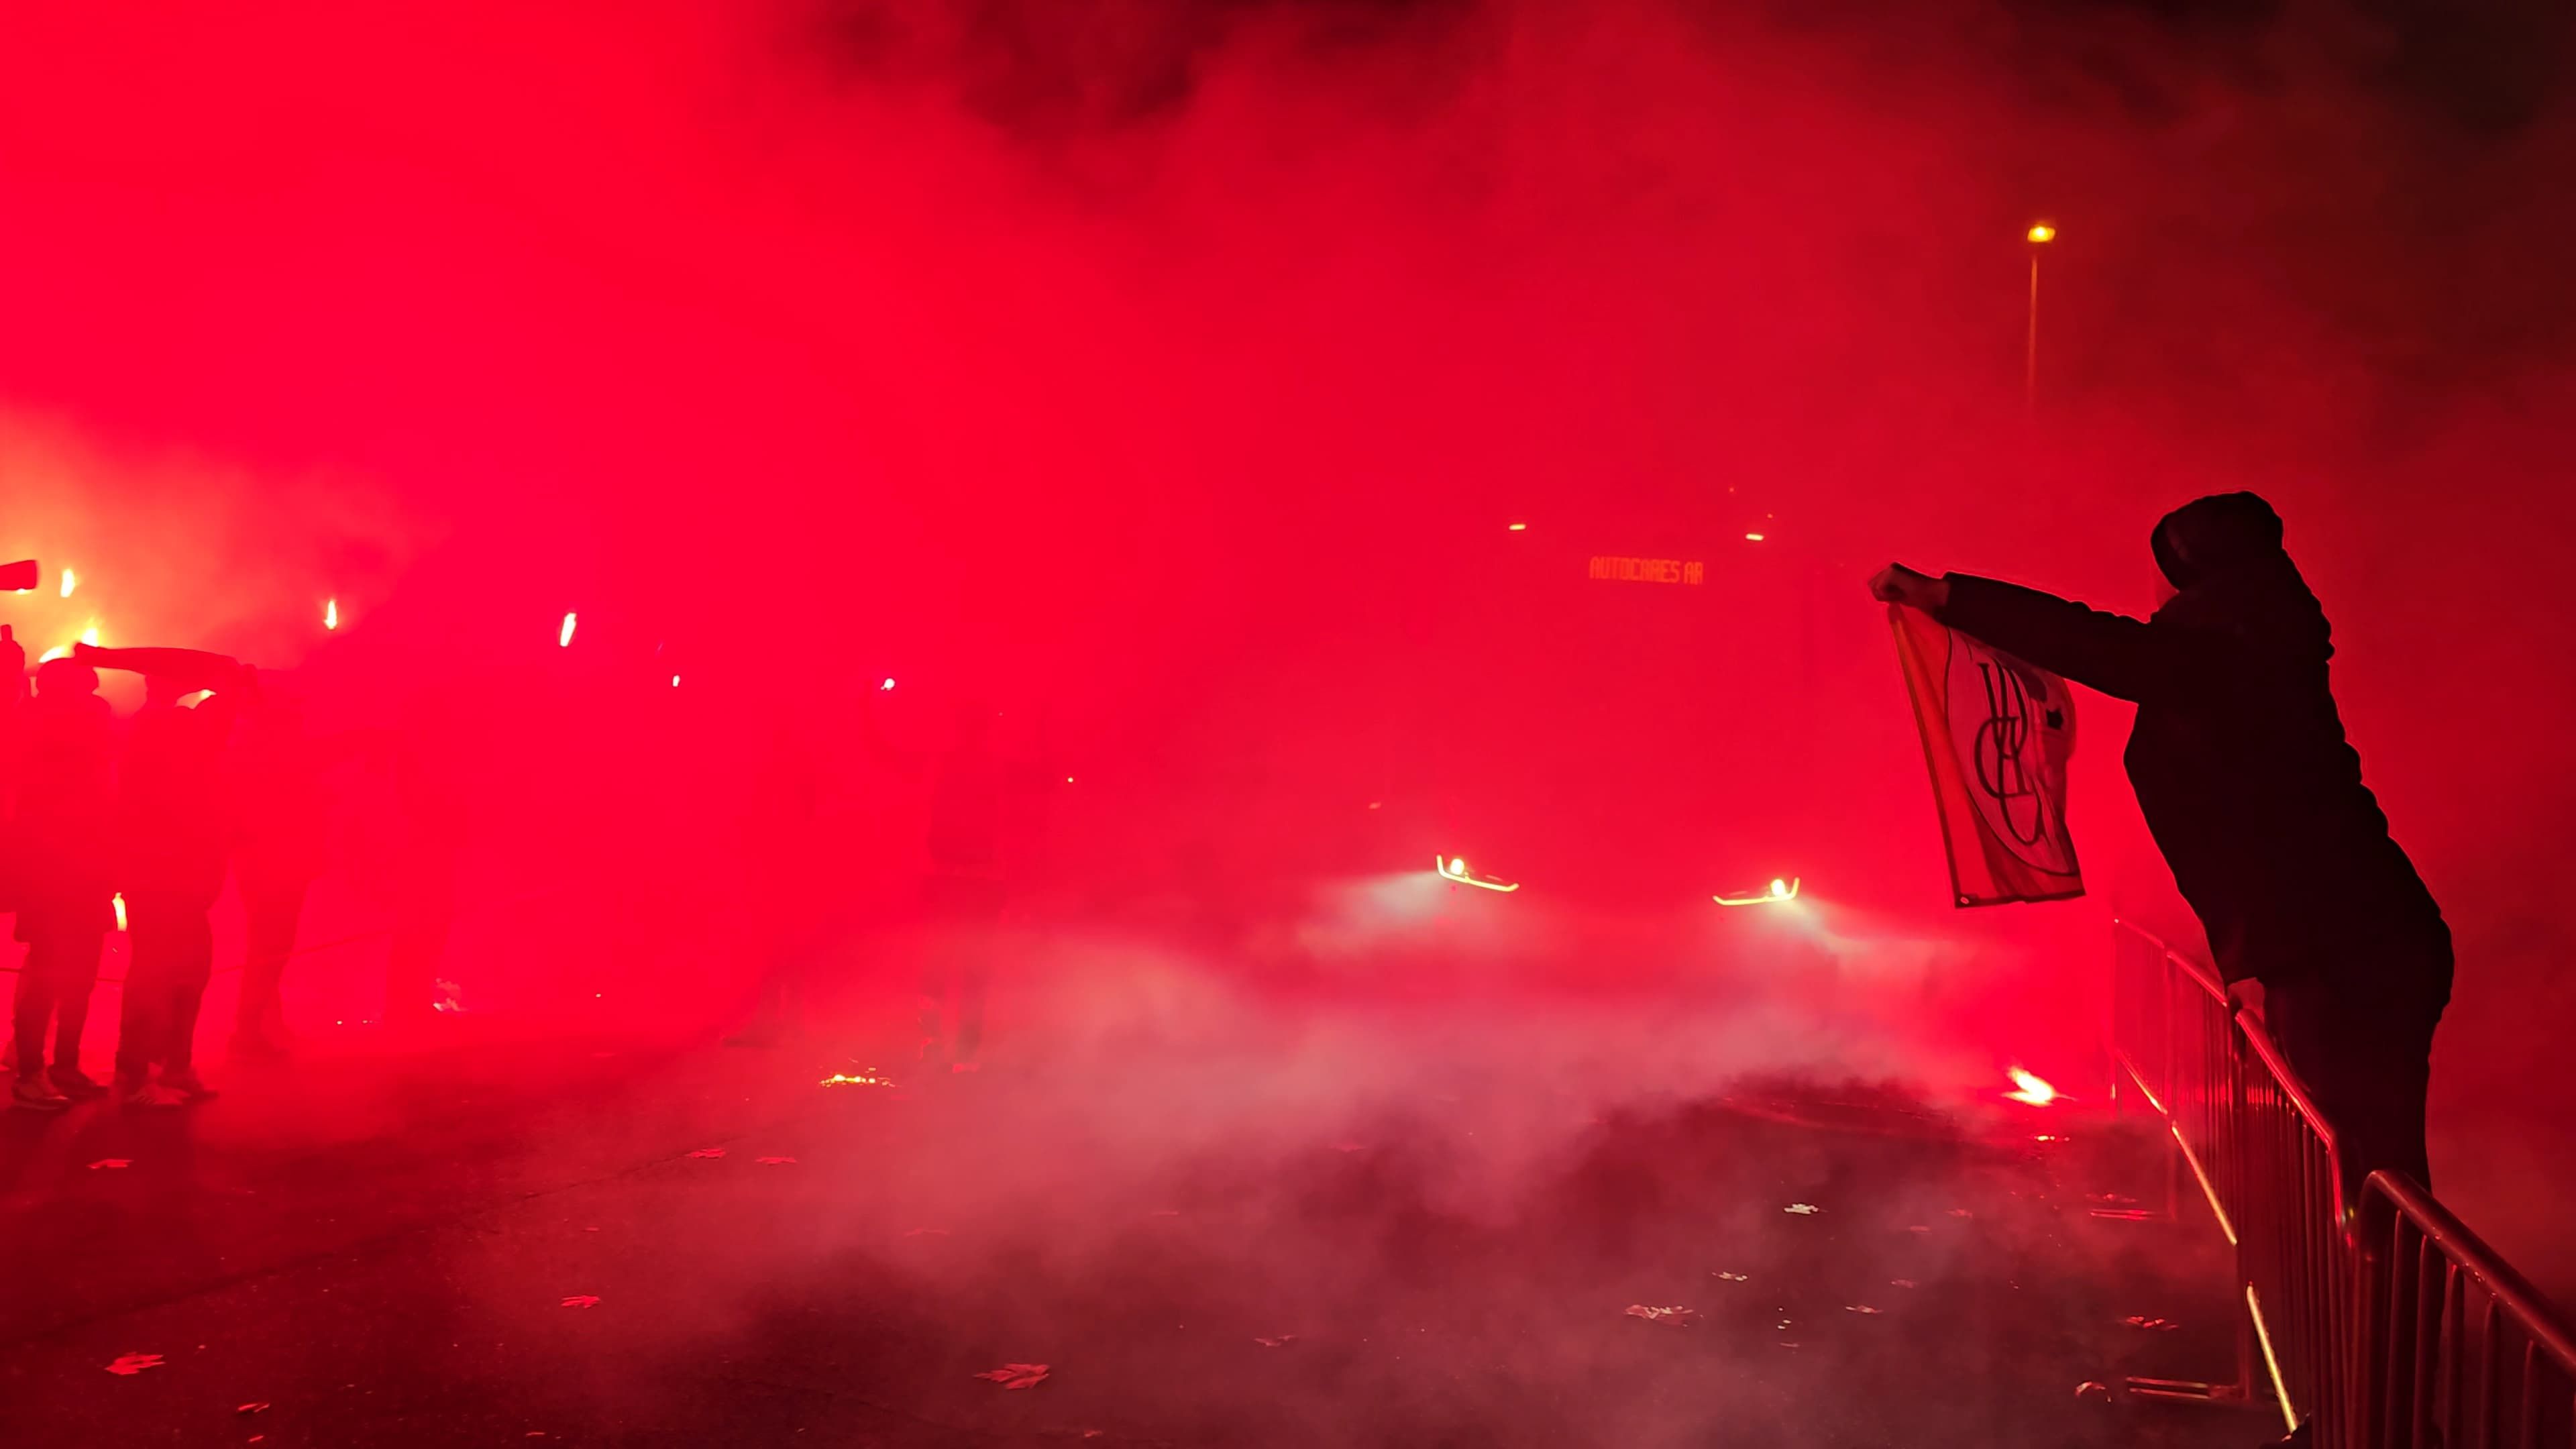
[{"xmin": 2025, "ymin": 222, "xmax": 2055, "ymax": 414}]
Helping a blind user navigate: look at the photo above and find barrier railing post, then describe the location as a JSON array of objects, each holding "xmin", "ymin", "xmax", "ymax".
[{"xmin": 2114, "ymin": 920, "xmax": 2576, "ymax": 1449}]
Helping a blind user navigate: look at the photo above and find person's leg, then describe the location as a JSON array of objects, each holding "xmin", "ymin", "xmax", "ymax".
[
  {"xmin": 108, "ymin": 901, "xmax": 190, "ymax": 1108},
  {"xmin": 235, "ymin": 881, "xmax": 305, "ymax": 1048},
  {"xmin": 2260, "ymin": 970, "xmax": 2447, "ymax": 1199},
  {"xmin": 160, "ymin": 913, "xmax": 215, "ymax": 1080},
  {"xmin": 116, "ymin": 906, "xmax": 173, "ymax": 1089},
  {"xmin": 50, "ymin": 930, "xmax": 104, "ymax": 1081},
  {"xmin": 12, "ymin": 940, "xmax": 60, "ymax": 1080}
]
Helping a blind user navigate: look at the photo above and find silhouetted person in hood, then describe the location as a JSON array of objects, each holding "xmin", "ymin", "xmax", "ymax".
[
  {"xmin": 1872, "ymin": 492, "xmax": 2450, "ymax": 1195},
  {"xmin": 113, "ymin": 669, "xmax": 246, "ymax": 1106}
]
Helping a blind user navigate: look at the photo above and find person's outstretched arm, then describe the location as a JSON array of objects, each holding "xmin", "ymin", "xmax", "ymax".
[{"xmin": 1870, "ymin": 564, "xmax": 2212, "ymax": 704}]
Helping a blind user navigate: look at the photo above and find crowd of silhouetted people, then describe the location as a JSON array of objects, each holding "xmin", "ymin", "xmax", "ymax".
[{"xmin": 0, "ymin": 627, "xmax": 443, "ymax": 1112}]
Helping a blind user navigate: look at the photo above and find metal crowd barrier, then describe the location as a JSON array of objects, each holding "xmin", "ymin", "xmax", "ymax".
[
  {"xmin": 2108, "ymin": 919, "xmax": 2576, "ymax": 1448},
  {"xmin": 2353, "ymin": 1172, "xmax": 2576, "ymax": 1448}
]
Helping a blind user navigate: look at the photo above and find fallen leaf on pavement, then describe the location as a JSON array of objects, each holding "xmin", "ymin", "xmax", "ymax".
[
  {"xmin": 1254, "ymin": 1335, "xmax": 1297, "ymax": 1348},
  {"xmin": 975, "ymin": 1364, "xmax": 1050, "ymax": 1389},
  {"xmin": 2122, "ymin": 1316, "xmax": 2180, "ymax": 1332},
  {"xmin": 1624, "ymin": 1305, "xmax": 1699, "ymax": 1327},
  {"xmin": 236, "ymin": 1402, "xmax": 271, "ymax": 1415},
  {"xmin": 1713, "ymin": 1271, "xmax": 1749, "ymax": 1282},
  {"xmin": 561, "ymin": 1295, "xmax": 601, "ymax": 1309},
  {"xmin": 1947, "ymin": 1208, "xmax": 1973, "ymax": 1218},
  {"xmin": 755, "ymin": 1157, "xmax": 798, "ymax": 1165},
  {"xmin": 1890, "ymin": 1279, "xmax": 1918, "ymax": 1289},
  {"xmin": 1784, "ymin": 1203, "xmax": 1821, "ymax": 1215},
  {"xmin": 686, "ymin": 1148, "xmax": 727, "ymax": 1159},
  {"xmin": 1907, "ymin": 1225, "xmax": 1932, "ymax": 1234},
  {"xmin": 87, "ymin": 1159, "xmax": 132, "ymax": 1171},
  {"xmin": 105, "ymin": 1353, "xmax": 164, "ymax": 1375},
  {"xmin": 1845, "ymin": 1305, "xmax": 1882, "ymax": 1315}
]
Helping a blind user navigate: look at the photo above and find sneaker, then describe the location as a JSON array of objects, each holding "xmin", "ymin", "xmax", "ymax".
[
  {"xmin": 48, "ymin": 1067, "xmax": 108, "ymax": 1101},
  {"xmin": 11, "ymin": 1073, "xmax": 71, "ymax": 1112},
  {"xmin": 117, "ymin": 1079, "xmax": 188, "ymax": 1110},
  {"xmin": 159, "ymin": 1069, "xmax": 220, "ymax": 1101}
]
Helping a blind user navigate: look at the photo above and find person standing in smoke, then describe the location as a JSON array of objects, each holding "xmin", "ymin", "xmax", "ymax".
[
  {"xmin": 230, "ymin": 690, "xmax": 332, "ymax": 1060},
  {"xmin": 109, "ymin": 656, "xmax": 248, "ymax": 1108},
  {"xmin": 864, "ymin": 692, "xmax": 1055, "ymax": 1072},
  {"xmin": 1870, "ymin": 492, "xmax": 2451, "ymax": 1196},
  {"xmin": 6, "ymin": 659, "xmax": 119, "ymax": 1110}
]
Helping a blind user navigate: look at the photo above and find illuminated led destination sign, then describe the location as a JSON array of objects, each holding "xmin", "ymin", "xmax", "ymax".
[{"xmin": 1587, "ymin": 556, "xmax": 1705, "ymax": 585}]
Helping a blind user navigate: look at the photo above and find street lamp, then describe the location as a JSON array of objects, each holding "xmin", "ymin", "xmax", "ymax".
[{"xmin": 2025, "ymin": 222, "xmax": 2055, "ymax": 413}]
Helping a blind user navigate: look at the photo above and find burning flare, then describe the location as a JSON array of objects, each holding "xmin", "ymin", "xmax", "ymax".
[
  {"xmin": 558, "ymin": 612, "xmax": 578, "ymax": 647},
  {"xmin": 2004, "ymin": 1067, "xmax": 2059, "ymax": 1106},
  {"xmin": 324, "ymin": 598, "xmax": 339, "ymax": 630}
]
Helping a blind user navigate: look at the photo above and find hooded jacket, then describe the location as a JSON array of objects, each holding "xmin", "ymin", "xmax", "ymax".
[{"xmin": 1938, "ymin": 492, "xmax": 2447, "ymax": 987}]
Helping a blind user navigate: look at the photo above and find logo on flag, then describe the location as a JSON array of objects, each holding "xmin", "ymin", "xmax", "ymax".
[{"xmin": 1888, "ymin": 604, "xmax": 2083, "ymax": 907}]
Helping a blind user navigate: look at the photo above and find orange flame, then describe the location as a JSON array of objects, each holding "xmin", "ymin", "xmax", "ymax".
[
  {"xmin": 2004, "ymin": 1067, "xmax": 2057, "ymax": 1106},
  {"xmin": 820, "ymin": 1071, "xmax": 894, "ymax": 1087},
  {"xmin": 113, "ymin": 892, "xmax": 127, "ymax": 932},
  {"xmin": 325, "ymin": 598, "xmax": 339, "ymax": 630}
]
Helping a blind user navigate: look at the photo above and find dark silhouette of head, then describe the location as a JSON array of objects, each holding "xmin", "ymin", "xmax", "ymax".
[
  {"xmin": 32, "ymin": 657, "xmax": 101, "ymax": 707},
  {"xmin": 2151, "ymin": 492, "xmax": 2287, "ymax": 591}
]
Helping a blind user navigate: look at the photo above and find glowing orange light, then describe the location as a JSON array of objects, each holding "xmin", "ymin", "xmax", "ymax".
[
  {"xmin": 2027, "ymin": 223, "xmax": 2056, "ymax": 244},
  {"xmin": 1436, "ymin": 856, "xmax": 1519, "ymax": 892},
  {"xmin": 112, "ymin": 893, "xmax": 127, "ymax": 932},
  {"xmin": 1714, "ymin": 876, "xmax": 1801, "ymax": 907},
  {"xmin": 671, "ymin": 675, "xmax": 682, "ymax": 687},
  {"xmin": 880, "ymin": 678, "xmax": 895, "ymax": 691},
  {"xmin": 1745, "ymin": 533, "xmax": 1766, "ymax": 542},
  {"xmin": 324, "ymin": 598, "xmax": 339, "ymax": 630},
  {"xmin": 60, "ymin": 568, "xmax": 76, "ymax": 598},
  {"xmin": 37, "ymin": 645, "xmax": 67, "ymax": 663},
  {"xmin": 558, "ymin": 612, "xmax": 577, "ymax": 647},
  {"xmin": 820, "ymin": 1071, "xmax": 894, "ymax": 1087},
  {"xmin": 1508, "ymin": 523, "xmax": 1528, "ymax": 531},
  {"xmin": 78, "ymin": 625, "xmax": 99, "ymax": 647},
  {"xmin": 2004, "ymin": 1067, "xmax": 2058, "ymax": 1106}
]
